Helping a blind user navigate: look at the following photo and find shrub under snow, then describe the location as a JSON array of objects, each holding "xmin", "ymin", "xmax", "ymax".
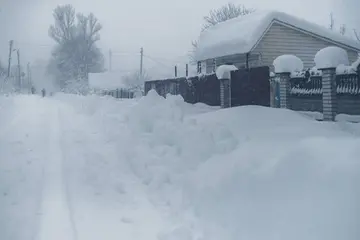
[
  {"xmin": 273, "ymin": 54, "xmax": 304, "ymax": 73},
  {"xmin": 315, "ymin": 46, "xmax": 349, "ymax": 69}
]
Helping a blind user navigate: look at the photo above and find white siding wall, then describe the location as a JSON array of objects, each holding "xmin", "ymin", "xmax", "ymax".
[
  {"xmin": 202, "ymin": 22, "xmax": 359, "ymax": 73},
  {"xmin": 204, "ymin": 53, "xmax": 260, "ymax": 74},
  {"xmin": 252, "ymin": 22, "xmax": 359, "ymax": 72}
]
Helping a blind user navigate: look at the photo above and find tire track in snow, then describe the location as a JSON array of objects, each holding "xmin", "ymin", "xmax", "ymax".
[
  {"xmin": 36, "ymin": 105, "xmax": 77, "ymax": 240},
  {"xmin": 58, "ymin": 105, "xmax": 79, "ymax": 240}
]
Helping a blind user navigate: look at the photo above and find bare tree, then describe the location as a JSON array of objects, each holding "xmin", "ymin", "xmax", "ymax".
[
  {"xmin": 49, "ymin": 4, "xmax": 76, "ymax": 44},
  {"xmin": 340, "ymin": 24, "xmax": 346, "ymax": 35},
  {"xmin": 329, "ymin": 13, "xmax": 334, "ymax": 30},
  {"xmin": 354, "ymin": 29, "xmax": 360, "ymax": 41},
  {"xmin": 190, "ymin": 3, "xmax": 254, "ymax": 63},
  {"xmin": 202, "ymin": 3, "xmax": 254, "ymax": 30}
]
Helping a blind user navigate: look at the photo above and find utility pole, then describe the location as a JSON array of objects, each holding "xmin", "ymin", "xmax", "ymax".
[
  {"xmin": 109, "ymin": 49, "xmax": 112, "ymax": 71},
  {"xmin": 140, "ymin": 47, "xmax": 143, "ymax": 76},
  {"xmin": 17, "ymin": 49, "xmax": 21, "ymax": 90},
  {"xmin": 27, "ymin": 62, "xmax": 31, "ymax": 92},
  {"xmin": 7, "ymin": 40, "xmax": 13, "ymax": 78}
]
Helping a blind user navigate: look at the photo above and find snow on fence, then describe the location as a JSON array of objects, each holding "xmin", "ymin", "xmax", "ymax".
[
  {"xmin": 287, "ymin": 64, "xmax": 360, "ymax": 115},
  {"xmin": 272, "ymin": 46, "xmax": 360, "ymax": 120},
  {"xmin": 144, "ymin": 66, "xmax": 270, "ymax": 108},
  {"xmin": 101, "ymin": 88, "xmax": 134, "ymax": 99},
  {"xmin": 89, "ymin": 72, "xmax": 136, "ymax": 99},
  {"xmin": 144, "ymin": 75, "xmax": 220, "ymax": 106}
]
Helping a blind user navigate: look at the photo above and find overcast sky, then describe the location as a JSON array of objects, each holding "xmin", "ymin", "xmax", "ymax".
[{"xmin": 0, "ymin": 0, "xmax": 357, "ymax": 77}]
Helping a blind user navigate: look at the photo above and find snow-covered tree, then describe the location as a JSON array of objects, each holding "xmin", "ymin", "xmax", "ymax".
[
  {"xmin": 190, "ymin": 3, "xmax": 254, "ymax": 63},
  {"xmin": 48, "ymin": 4, "xmax": 104, "ymax": 92},
  {"xmin": 123, "ymin": 70, "xmax": 151, "ymax": 93}
]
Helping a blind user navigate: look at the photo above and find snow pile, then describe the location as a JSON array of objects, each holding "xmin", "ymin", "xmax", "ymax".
[
  {"xmin": 336, "ymin": 64, "xmax": 357, "ymax": 75},
  {"xmin": 337, "ymin": 85, "xmax": 360, "ymax": 94},
  {"xmin": 273, "ymin": 54, "xmax": 303, "ymax": 73},
  {"xmin": 183, "ymin": 107, "xmax": 360, "ymax": 240},
  {"xmin": 4, "ymin": 92, "xmax": 360, "ymax": 240},
  {"xmin": 98, "ymin": 91, "xmax": 360, "ymax": 240},
  {"xmin": 290, "ymin": 67, "xmax": 322, "ymax": 78},
  {"xmin": 310, "ymin": 66, "xmax": 323, "ymax": 76},
  {"xmin": 315, "ymin": 46, "xmax": 349, "ymax": 69},
  {"xmin": 290, "ymin": 87, "xmax": 322, "ymax": 95},
  {"xmin": 215, "ymin": 65, "xmax": 238, "ymax": 79},
  {"xmin": 336, "ymin": 57, "xmax": 360, "ymax": 75},
  {"xmin": 351, "ymin": 56, "xmax": 360, "ymax": 70}
]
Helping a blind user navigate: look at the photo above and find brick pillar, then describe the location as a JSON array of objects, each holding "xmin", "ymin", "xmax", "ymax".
[
  {"xmin": 321, "ymin": 68, "xmax": 337, "ymax": 121},
  {"xmin": 277, "ymin": 72, "xmax": 290, "ymax": 109},
  {"xmin": 220, "ymin": 78, "xmax": 230, "ymax": 108}
]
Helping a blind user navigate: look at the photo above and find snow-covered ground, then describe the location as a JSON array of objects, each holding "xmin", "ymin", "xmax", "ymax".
[{"xmin": 0, "ymin": 91, "xmax": 360, "ymax": 240}]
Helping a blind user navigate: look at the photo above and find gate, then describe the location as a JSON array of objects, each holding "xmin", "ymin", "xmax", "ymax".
[{"xmin": 230, "ymin": 66, "xmax": 270, "ymax": 107}]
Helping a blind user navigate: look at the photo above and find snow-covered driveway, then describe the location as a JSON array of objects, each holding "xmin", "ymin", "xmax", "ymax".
[{"xmin": 0, "ymin": 92, "xmax": 360, "ymax": 240}]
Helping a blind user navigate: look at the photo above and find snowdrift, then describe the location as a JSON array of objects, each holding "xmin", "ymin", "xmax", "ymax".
[
  {"xmin": 130, "ymin": 91, "xmax": 360, "ymax": 240},
  {"xmin": 5, "ymin": 91, "xmax": 357, "ymax": 240}
]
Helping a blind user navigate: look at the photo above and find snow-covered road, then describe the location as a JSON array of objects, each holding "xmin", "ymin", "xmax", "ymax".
[
  {"xmin": 37, "ymin": 106, "xmax": 76, "ymax": 240},
  {"xmin": 0, "ymin": 92, "xmax": 360, "ymax": 240}
]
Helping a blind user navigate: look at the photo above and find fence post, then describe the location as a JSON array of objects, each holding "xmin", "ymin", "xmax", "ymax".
[
  {"xmin": 273, "ymin": 55, "xmax": 304, "ymax": 110},
  {"xmin": 319, "ymin": 68, "xmax": 337, "ymax": 121},
  {"xmin": 276, "ymin": 72, "xmax": 291, "ymax": 109},
  {"xmin": 220, "ymin": 78, "xmax": 230, "ymax": 108},
  {"xmin": 315, "ymin": 46, "xmax": 349, "ymax": 121},
  {"xmin": 216, "ymin": 65, "xmax": 238, "ymax": 108}
]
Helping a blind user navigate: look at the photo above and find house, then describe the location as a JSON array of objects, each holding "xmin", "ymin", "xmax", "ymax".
[{"xmin": 195, "ymin": 10, "xmax": 360, "ymax": 73}]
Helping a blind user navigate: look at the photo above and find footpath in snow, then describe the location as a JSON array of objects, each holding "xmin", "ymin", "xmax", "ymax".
[{"xmin": 0, "ymin": 91, "xmax": 360, "ymax": 240}]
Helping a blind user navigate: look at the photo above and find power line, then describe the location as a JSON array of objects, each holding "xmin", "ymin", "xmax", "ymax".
[
  {"xmin": 112, "ymin": 51, "xmax": 140, "ymax": 57},
  {"xmin": 142, "ymin": 54, "xmax": 172, "ymax": 68},
  {"xmin": 13, "ymin": 41, "xmax": 53, "ymax": 48}
]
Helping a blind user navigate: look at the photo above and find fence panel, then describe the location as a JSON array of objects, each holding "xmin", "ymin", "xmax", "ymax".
[{"xmin": 231, "ymin": 66, "xmax": 270, "ymax": 107}]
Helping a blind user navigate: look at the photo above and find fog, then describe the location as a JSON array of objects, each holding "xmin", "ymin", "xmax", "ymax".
[
  {"xmin": 0, "ymin": 0, "xmax": 340, "ymax": 77},
  {"xmin": 332, "ymin": 0, "xmax": 360, "ymax": 37}
]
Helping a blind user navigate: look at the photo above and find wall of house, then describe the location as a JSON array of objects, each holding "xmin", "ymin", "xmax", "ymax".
[
  {"xmin": 204, "ymin": 53, "xmax": 261, "ymax": 74},
  {"xmin": 252, "ymin": 22, "xmax": 359, "ymax": 72}
]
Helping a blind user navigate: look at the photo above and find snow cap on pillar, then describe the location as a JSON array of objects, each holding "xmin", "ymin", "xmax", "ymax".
[
  {"xmin": 216, "ymin": 65, "xmax": 238, "ymax": 79},
  {"xmin": 273, "ymin": 54, "xmax": 303, "ymax": 73},
  {"xmin": 315, "ymin": 46, "xmax": 349, "ymax": 70}
]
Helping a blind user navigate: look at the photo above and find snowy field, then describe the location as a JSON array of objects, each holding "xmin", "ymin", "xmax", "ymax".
[{"xmin": 0, "ymin": 91, "xmax": 360, "ymax": 240}]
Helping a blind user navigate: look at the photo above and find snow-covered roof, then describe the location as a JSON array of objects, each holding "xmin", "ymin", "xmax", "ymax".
[
  {"xmin": 195, "ymin": 10, "xmax": 360, "ymax": 61},
  {"xmin": 89, "ymin": 72, "xmax": 125, "ymax": 90}
]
